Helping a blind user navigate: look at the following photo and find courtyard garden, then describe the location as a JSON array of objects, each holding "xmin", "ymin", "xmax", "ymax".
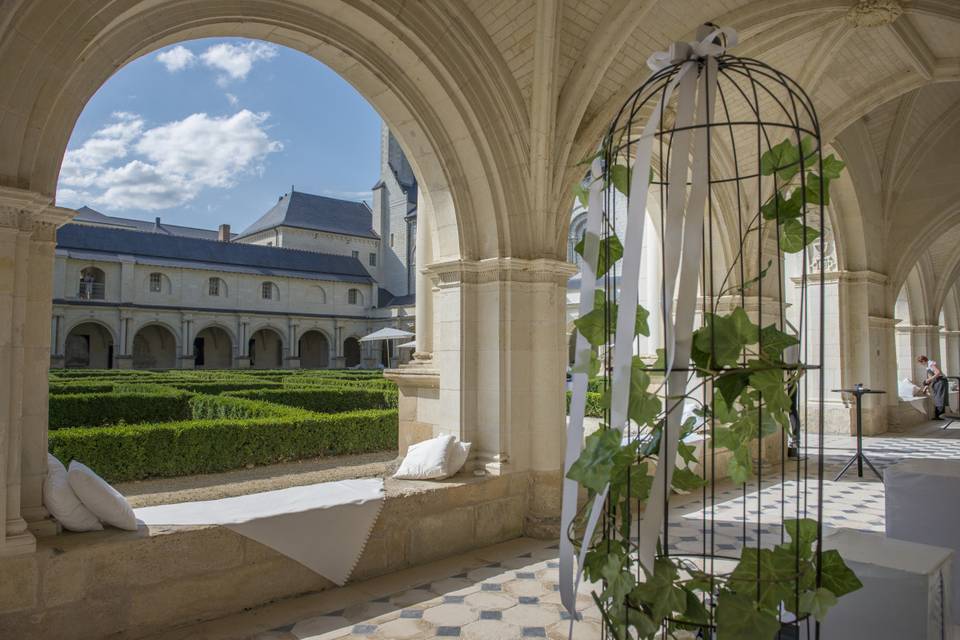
[{"xmin": 47, "ymin": 369, "xmax": 398, "ymax": 483}]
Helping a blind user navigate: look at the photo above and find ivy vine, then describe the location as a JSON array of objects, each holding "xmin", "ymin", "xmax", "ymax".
[{"xmin": 568, "ymin": 136, "xmax": 861, "ymax": 639}]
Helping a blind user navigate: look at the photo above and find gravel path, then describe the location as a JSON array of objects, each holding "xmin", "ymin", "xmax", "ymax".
[{"xmin": 117, "ymin": 450, "xmax": 398, "ymax": 507}]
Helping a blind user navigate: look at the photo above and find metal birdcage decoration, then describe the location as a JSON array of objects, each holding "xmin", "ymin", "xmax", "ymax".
[{"xmin": 560, "ymin": 24, "xmax": 861, "ymax": 640}]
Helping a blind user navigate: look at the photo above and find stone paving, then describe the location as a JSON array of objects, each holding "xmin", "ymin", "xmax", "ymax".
[{"xmin": 149, "ymin": 420, "xmax": 960, "ymax": 640}]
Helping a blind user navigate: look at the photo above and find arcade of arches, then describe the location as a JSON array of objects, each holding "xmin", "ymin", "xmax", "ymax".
[{"xmin": 1, "ymin": 0, "xmax": 960, "ymax": 636}]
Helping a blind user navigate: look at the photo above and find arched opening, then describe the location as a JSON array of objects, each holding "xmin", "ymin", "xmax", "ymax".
[
  {"xmin": 78, "ymin": 266, "xmax": 106, "ymax": 300},
  {"xmin": 249, "ymin": 327, "xmax": 283, "ymax": 369},
  {"xmin": 132, "ymin": 324, "xmax": 178, "ymax": 369},
  {"xmin": 64, "ymin": 322, "xmax": 114, "ymax": 368},
  {"xmin": 193, "ymin": 326, "xmax": 233, "ymax": 369},
  {"xmin": 298, "ymin": 330, "xmax": 330, "ymax": 369},
  {"xmin": 343, "ymin": 336, "xmax": 361, "ymax": 368}
]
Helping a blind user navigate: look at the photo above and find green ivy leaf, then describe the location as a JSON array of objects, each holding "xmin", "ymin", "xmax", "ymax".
[
  {"xmin": 631, "ymin": 557, "xmax": 686, "ymax": 624},
  {"xmin": 761, "ymin": 138, "xmax": 801, "ymax": 183},
  {"xmin": 820, "ymin": 549, "xmax": 863, "ymax": 597},
  {"xmin": 573, "ymin": 183, "xmax": 590, "ymax": 209},
  {"xmin": 780, "ymin": 218, "xmax": 821, "ymax": 254},
  {"xmin": 679, "ymin": 589, "xmax": 710, "ymax": 625},
  {"xmin": 566, "ymin": 428, "xmax": 622, "ymax": 493},
  {"xmin": 636, "ymin": 304, "xmax": 651, "ymax": 338},
  {"xmin": 748, "ymin": 368, "xmax": 791, "ymax": 415},
  {"xmin": 716, "ymin": 371, "xmax": 750, "ymax": 407},
  {"xmin": 804, "ymin": 172, "xmax": 830, "ymax": 206},
  {"xmin": 728, "ymin": 547, "xmax": 796, "ymax": 610},
  {"xmin": 574, "ymin": 233, "xmax": 624, "ymax": 276},
  {"xmin": 628, "ymin": 357, "xmax": 661, "ymax": 427},
  {"xmin": 727, "ymin": 445, "xmax": 753, "ymax": 485},
  {"xmin": 759, "ymin": 324, "xmax": 800, "ymax": 360},
  {"xmin": 760, "ymin": 190, "xmax": 802, "ymax": 221},
  {"xmin": 730, "ymin": 307, "xmax": 759, "ymax": 345},
  {"xmin": 672, "ymin": 466, "xmax": 706, "ymax": 491},
  {"xmin": 574, "ymin": 292, "xmax": 610, "ymax": 347},
  {"xmin": 821, "ymin": 154, "xmax": 846, "ymax": 180},
  {"xmin": 716, "ymin": 591, "xmax": 781, "ymax": 640},
  {"xmin": 610, "ymin": 164, "xmax": 631, "ymax": 196},
  {"xmin": 783, "ymin": 518, "xmax": 818, "ymax": 558},
  {"xmin": 799, "ymin": 587, "xmax": 838, "ymax": 622}
]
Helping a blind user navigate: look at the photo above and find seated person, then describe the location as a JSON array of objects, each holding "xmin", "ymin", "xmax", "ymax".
[{"xmin": 917, "ymin": 355, "xmax": 948, "ymax": 419}]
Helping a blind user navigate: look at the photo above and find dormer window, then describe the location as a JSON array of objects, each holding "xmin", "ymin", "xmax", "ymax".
[
  {"xmin": 261, "ymin": 281, "xmax": 278, "ymax": 300},
  {"xmin": 348, "ymin": 288, "xmax": 361, "ymax": 305},
  {"xmin": 149, "ymin": 272, "xmax": 163, "ymax": 293}
]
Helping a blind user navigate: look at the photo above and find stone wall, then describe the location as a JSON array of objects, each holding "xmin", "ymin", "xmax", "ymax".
[{"xmin": 0, "ymin": 473, "xmax": 528, "ymax": 640}]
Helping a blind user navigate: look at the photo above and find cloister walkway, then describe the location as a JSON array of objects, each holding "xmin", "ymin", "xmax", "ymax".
[{"xmin": 138, "ymin": 421, "xmax": 959, "ymax": 640}]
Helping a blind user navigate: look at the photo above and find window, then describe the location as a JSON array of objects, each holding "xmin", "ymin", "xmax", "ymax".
[
  {"xmin": 348, "ymin": 288, "xmax": 360, "ymax": 305},
  {"xmin": 351, "ymin": 250, "xmax": 359, "ymax": 259},
  {"xmin": 390, "ymin": 233, "xmax": 395, "ymax": 247},
  {"xmin": 208, "ymin": 278, "xmax": 220, "ymax": 296},
  {"xmin": 261, "ymin": 282, "xmax": 273, "ymax": 300},
  {"xmin": 369, "ymin": 252, "xmax": 377, "ymax": 267},
  {"xmin": 149, "ymin": 272, "xmax": 162, "ymax": 293}
]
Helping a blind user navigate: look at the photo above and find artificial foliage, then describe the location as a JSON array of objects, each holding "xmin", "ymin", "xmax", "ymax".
[{"xmin": 567, "ymin": 136, "xmax": 861, "ymax": 639}]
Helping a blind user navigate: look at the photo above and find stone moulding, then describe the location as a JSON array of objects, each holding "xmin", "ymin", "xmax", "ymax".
[
  {"xmin": 846, "ymin": 0, "xmax": 905, "ymax": 27},
  {"xmin": 424, "ymin": 257, "xmax": 577, "ymax": 288}
]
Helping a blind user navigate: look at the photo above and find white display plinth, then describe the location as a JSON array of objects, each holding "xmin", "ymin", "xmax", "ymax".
[
  {"xmin": 821, "ymin": 528, "xmax": 952, "ymax": 640},
  {"xmin": 886, "ymin": 459, "xmax": 960, "ymax": 619}
]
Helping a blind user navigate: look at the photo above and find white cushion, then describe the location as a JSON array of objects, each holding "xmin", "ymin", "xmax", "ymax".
[
  {"xmin": 43, "ymin": 454, "xmax": 102, "ymax": 532},
  {"xmin": 393, "ymin": 435, "xmax": 456, "ymax": 480},
  {"xmin": 67, "ymin": 461, "xmax": 137, "ymax": 531},
  {"xmin": 448, "ymin": 440, "xmax": 472, "ymax": 476}
]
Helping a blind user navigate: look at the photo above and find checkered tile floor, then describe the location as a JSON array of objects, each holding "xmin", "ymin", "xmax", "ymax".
[{"xmin": 151, "ymin": 420, "xmax": 960, "ymax": 640}]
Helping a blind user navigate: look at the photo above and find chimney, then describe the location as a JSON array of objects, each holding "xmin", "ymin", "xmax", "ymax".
[
  {"xmin": 218, "ymin": 224, "xmax": 231, "ymax": 242},
  {"xmin": 154, "ymin": 216, "xmax": 161, "ymax": 230}
]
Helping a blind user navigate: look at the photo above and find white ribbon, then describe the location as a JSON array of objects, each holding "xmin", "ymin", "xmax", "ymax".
[{"xmin": 559, "ymin": 24, "xmax": 736, "ymax": 624}]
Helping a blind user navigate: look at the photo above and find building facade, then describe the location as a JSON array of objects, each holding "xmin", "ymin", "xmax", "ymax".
[{"xmin": 50, "ymin": 128, "xmax": 418, "ymax": 370}]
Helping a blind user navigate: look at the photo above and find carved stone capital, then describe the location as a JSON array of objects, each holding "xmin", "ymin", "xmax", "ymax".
[
  {"xmin": 0, "ymin": 187, "xmax": 70, "ymax": 239},
  {"xmin": 425, "ymin": 257, "xmax": 577, "ymax": 288}
]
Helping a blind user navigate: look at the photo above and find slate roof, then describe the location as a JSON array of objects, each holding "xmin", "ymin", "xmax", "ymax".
[
  {"xmin": 56, "ymin": 223, "xmax": 372, "ymax": 283},
  {"xmin": 71, "ymin": 206, "xmax": 229, "ymax": 241},
  {"xmin": 236, "ymin": 191, "xmax": 377, "ymax": 240},
  {"xmin": 377, "ymin": 287, "xmax": 415, "ymax": 308}
]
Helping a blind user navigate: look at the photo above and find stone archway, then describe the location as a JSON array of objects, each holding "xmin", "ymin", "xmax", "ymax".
[
  {"xmin": 298, "ymin": 330, "xmax": 330, "ymax": 369},
  {"xmin": 64, "ymin": 322, "xmax": 114, "ymax": 369},
  {"xmin": 249, "ymin": 327, "xmax": 283, "ymax": 370},
  {"xmin": 132, "ymin": 324, "xmax": 178, "ymax": 370},
  {"xmin": 343, "ymin": 337, "xmax": 362, "ymax": 368},
  {"xmin": 193, "ymin": 325, "xmax": 233, "ymax": 369}
]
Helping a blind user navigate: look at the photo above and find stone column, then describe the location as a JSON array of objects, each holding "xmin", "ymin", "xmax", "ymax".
[
  {"xmin": 236, "ymin": 319, "xmax": 251, "ymax": 368},
  {"xmin": 115, "ymin": 314, "xmax": 132, "ymax": 369},
  {"xmin": 21, "ymin": 210, "xmax": 70, "ymax": 537},
  {"xmin": 389, "ymin": 258, "xmax": 575, "ymax": 536},
  {"xmin": 0, "ymin": 187, "xmax": 64, "ymax": 555},
  {"xmin": 178, "ymin": 315, "xmax": 194, "ymax": 369},
  {"xmin": 49, "ymin": 313, "xmax": 64, "ymax": 368},
  {"xmin": 286, "ymin": 320, "xmax": 300, "ymax": 369}
]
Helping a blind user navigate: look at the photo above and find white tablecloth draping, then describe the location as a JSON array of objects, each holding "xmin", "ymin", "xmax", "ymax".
[
  {"xmin": 885, "ymin": 459, "xmax": 960, "ymax": 620},
  {"xmin": 134, "ymin": 478, "xmax": 384, "ymax": 585},
  {"xmin": 820, "ymin": 528, "xmax": 952, "ymax": 640}
]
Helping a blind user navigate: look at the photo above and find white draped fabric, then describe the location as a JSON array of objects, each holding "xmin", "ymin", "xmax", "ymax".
[{"xmin": 135, "ymin": 478, "xmax": 384, "ymax": 585}]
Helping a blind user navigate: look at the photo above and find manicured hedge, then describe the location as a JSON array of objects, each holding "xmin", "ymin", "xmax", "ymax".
[
  {"xmin": 48, "ymin": 408, "xmax": 399, "ymax": 482},
  {"xmin": 225, "ymin": 386, "xmax": 397, "ymax": 413},
  {"xmin": 49, "ymin": 390, "xmax": 194, "ymax": 429},
  {"xmin": 565, "ymin": 390, "xmax": 606, "ymax": 417},
  {"xmin": 282, "ymin": 377, "xmax": 396, "ymax": 390},
  {"xmin": 49, "ymin": 381, "xmax": 117, "ymax": 395},
  {"xmin": 188, "ymin": 394, "xmax": 288, "ymax": 420},
  {"xmin": 167, "ymin": 380, "xmax": 284, "ymax": 395}
]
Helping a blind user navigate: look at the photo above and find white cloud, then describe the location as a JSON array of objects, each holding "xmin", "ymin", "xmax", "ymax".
[
  {"xmin": 225, "ymin": 93, "xmax": 239, "ymax": 106},
  {"xmin": 201, "ymin": 41, "xmax": 277, "ymax": 85},
  {"xmin": 157, "ymin": 45, "xmax": 195, "ymax": 72},
  {"xmin": 57, "ymin": 110, "xmax": 283, "ymax": 211}
]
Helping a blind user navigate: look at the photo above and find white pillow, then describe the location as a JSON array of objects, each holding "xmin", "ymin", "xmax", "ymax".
[
  {"xmin": 393, "ymin": 434, "xmax": 456, "ymax": 480},
  {"xmin": 43, "ymin": 454, "xmax": 102, "ymax": 532},
  {"xmin": 67, "ymin": 461, "xmax": 137, "ymax": 531},
  {"xmin": 448, "ymin": 440, "xmax": 472, "ymax": 476}
]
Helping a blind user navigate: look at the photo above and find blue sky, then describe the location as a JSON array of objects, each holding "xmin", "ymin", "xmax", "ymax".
[{"xmin": 57, "ymin": 38, "xmax": 382, "ymax": 232}]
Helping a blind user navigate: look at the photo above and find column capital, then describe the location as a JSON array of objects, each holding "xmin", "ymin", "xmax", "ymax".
[
  {"xmin": 791, "ymin": 269, "xmax": 888, "ymax": 286},
  {"xmin": 424, "ymin": 257, "xmax": 576, "ymax": 288},
  {"xmin": 0, "ymin": 188, "xmax": 73, "ymax": 235}
]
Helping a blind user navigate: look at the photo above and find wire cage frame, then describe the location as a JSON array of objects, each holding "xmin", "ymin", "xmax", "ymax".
[{"xmin": 570, "ymin": 26, "xmax": 838, "ymax": 640}]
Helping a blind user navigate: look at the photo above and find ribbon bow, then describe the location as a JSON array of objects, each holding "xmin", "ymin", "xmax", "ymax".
[{"xmin": 558, "ymin": 23, "xmax": 737, "ymax": 634}]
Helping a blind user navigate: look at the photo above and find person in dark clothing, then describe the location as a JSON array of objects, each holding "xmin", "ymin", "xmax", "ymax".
[{"xmin": 918, "ymin": 355, "xmax": 949, "ymax": 419}]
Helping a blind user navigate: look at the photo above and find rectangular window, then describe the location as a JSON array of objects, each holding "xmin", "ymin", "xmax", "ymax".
[
  {"xmin": 390, "ymin": 233, "xmax": 395, "ymax": 247},
  {"xmin": 262, "ymin": 282, "xmax": 272, "ymax": 299},
  {"xmin": 149, "ymin": 273, "xmax": 162, "ymax": 292},
  {"xmin": 348, "ymin": 289, "xmax": 358, "ymax": 305},
  {"xmin": 208, "ymin": 278, "xmax": 219, "ymax": 296},
  {"xmin": 369, "ymin": 252, "xmax": 377, "ymax": 266},
  {"xmin": 351, "ymin": 250, "xmax": 359, "ymax": 259}
]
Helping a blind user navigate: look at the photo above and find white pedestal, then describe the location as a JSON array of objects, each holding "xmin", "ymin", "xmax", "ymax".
[
  {"xmin": 886, "ymin": 459, "xmax": 960, "ymax": 619},
  {"xmin": 822, "ymin": 528, "xmax": 952, "ymax": 640}
]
